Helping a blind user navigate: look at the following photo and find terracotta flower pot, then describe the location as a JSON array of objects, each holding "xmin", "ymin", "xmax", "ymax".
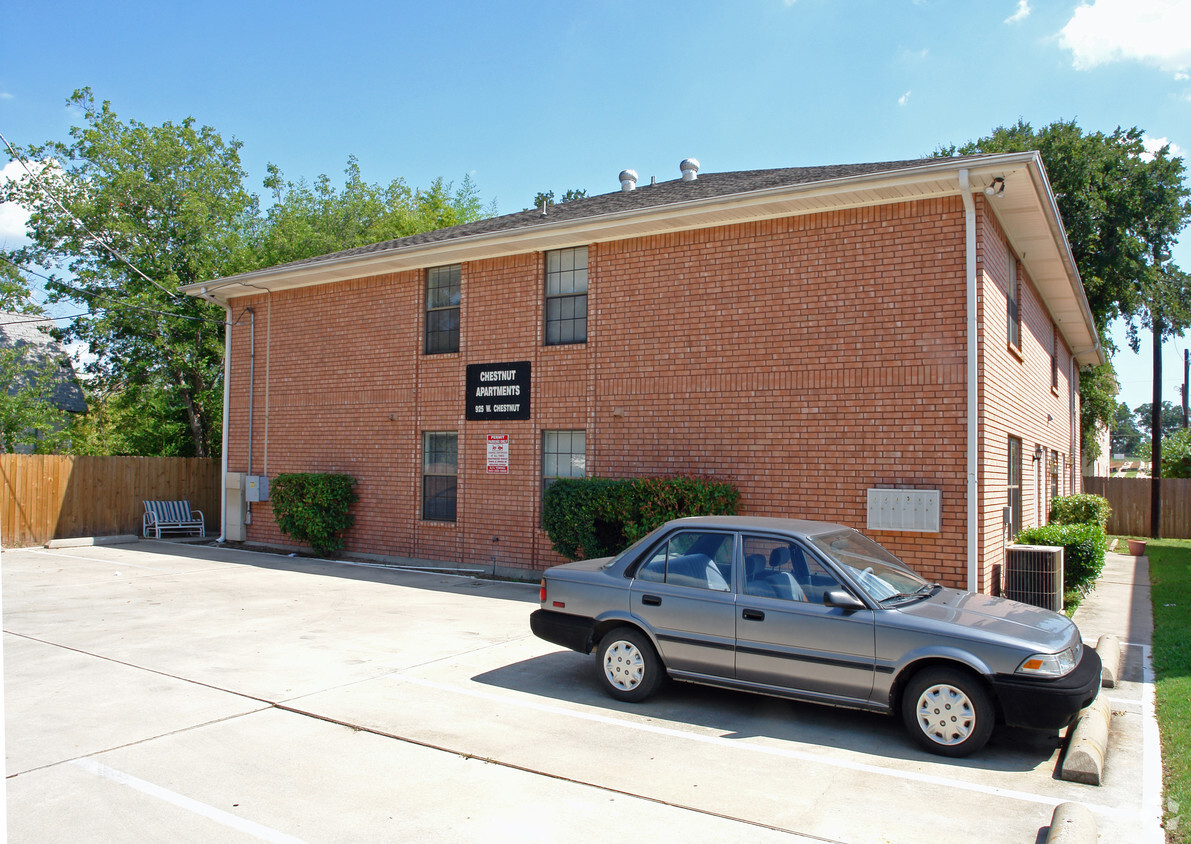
[{"xmin": 1127, "ymin": 539, "xmax": 1147, "ymax": 556}]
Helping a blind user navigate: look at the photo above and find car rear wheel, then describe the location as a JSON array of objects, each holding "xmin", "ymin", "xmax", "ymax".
[
  {"xmin": 901, "ymin": 666, "xmax": 994, "ymax": 757},
  {"xmin": 597, "ymin": 627, "xmax": 663, "ymax": 703}
]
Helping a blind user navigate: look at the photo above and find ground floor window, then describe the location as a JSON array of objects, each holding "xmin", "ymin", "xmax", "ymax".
[
  {"xmin": 542, "ymin": 430, "xmax": 586, "ymax": 501},
  {"xmin": 1007, "ymin": 437, "xmax": 1022, "ymax": 539},
  {"xmin": 422, "ymin": 432, "xmax": 458, "ymax": 522}
]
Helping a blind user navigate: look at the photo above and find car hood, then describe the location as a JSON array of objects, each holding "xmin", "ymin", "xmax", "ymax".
[{"xmin": 896, "ymin": 588, "xmax": 1078, "ymax": 651}]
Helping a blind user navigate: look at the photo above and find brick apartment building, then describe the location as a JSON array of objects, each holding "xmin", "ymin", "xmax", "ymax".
[{"xmin": 184, "ymin": 152, "xmax": 1104, "ymax": 593}]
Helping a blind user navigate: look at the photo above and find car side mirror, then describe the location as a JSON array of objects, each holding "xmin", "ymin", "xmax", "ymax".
[{"xmin": 823, "ymin": 590, "xmax": 866, "ymax": 611}]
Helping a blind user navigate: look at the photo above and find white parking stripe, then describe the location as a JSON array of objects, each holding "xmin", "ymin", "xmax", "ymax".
[
  {"xmin": 70, "ymin": 758, "xmax": 308, "ymax": 843},
  {"xmin": 393, "ymin": 674, "xmax": 1134, "ymax": 821}
]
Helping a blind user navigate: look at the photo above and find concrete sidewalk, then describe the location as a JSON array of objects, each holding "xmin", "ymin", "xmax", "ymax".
[{"xmin": 1068, "ymin": 549, "xmax": 1164, "ymax": 841}]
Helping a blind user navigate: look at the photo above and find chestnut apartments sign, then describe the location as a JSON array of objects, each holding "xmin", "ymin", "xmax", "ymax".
[{"xmin": 466, "ymin": 361, "xmax": 531, "ymax": 421}]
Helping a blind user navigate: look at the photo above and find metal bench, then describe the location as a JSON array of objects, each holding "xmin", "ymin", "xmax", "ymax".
[{"xmin": 142, "ymin": 500, "xmax": 206, "ymax": 539}]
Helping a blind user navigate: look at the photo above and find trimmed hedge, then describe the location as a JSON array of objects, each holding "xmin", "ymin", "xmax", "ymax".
[
  {"xmin": 1015, "ymin": 521, "xmax": 1107, "ymax": 597},
  {"xmin": 543, "ymin": 475, "xmax": 740, "ymax": 561},
  {"xmin": 270, "ymin": 473, "xmax": 358, "ymax": 557},
  {"xmin": 1049, "ymin": 493, "xmax": 1111, "ymax": 529}
]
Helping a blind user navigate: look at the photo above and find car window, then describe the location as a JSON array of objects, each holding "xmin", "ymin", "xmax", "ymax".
[
  {"xmin": 808, "ymin": 530, "xmax": 926, "ymax": 602},
  {"xmin": 742, "ymin": 535, "xmax": 841, "ymax": 603},
  {"xmin": 635, "ymin": 531, "xmax": 733, "ymax": 591}
]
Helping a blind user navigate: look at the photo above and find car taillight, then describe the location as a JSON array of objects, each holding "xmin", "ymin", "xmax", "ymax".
[{"xmin": 539, "ymin": 579, "xmax": 546, "ymax": 603}]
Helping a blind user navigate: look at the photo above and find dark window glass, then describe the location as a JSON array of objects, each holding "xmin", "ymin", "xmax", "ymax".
[
  {"xmin": 545, "ymin": 247, "xmax": 587, "ymax": 345},
  {"xmin": 426, "ymin": 265, "xmax": 461, "ymax": 354},
  {"xmin": 1006, "ymin": 248, "xmax": 1020, "ymax": 349},
  {"xmin": 422, "ymin": 432, "xmax": 457, "ymax": 521}
]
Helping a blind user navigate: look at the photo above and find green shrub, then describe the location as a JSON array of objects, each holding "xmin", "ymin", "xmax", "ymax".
[
  {"xmin": 543, "ymin": 475, "xmax": 740, "ymax": 561},
  {"xmin": 1048, "ymin": 493, "xmax": 1111, "ymax": 528},
  {"xmin": 269, "ymin": 473, "xmax": 358, "ymax": 557},
  {"xmin": 1015, "ymin": 522, "xmax": 1107, "ymax": 597}
]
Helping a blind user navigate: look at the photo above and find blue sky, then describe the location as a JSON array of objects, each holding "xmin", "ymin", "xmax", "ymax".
[{"xmin": 3, "ymin": 0, "xmax": 1191, "ymax": 414}]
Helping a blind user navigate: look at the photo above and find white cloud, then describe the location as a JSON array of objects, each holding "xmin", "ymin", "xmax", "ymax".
[
  {"xmin": 1059, "ymin": 0, "xmax": 1191, "ymax": 73},
  {"xmin": 1142, "ymin": 135, "xmax": 1185, "ymax": 161},
  {"xmin": 1005, "ymin": 0, "xmax": 1031, "ymax": 24},
  {"xmin": 0, "ymin": 159, "xmax": 34, "ymax": 246},
  {"xmin": 898, "ymin": 90, "xmax": 912, "ymax": 106}
]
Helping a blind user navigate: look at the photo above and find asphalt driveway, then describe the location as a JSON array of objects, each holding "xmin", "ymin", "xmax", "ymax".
[{"xmin": 2, "ymin": 540, "xmax": 1162, "ymax": 842}]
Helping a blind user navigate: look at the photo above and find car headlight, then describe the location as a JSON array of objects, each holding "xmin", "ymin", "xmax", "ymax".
[{"xmin": 1016, "ymin": 646, "xmax": 1078, "ymax": 678}]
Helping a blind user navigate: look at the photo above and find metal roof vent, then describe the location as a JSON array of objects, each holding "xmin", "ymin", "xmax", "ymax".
[
  {"xmin": 619, "ymin": 169, "xmax": 638, "ymax": 192},
  {"xmin": 680, "ymin": 158, "xmax": 700, "ymax": 181}
]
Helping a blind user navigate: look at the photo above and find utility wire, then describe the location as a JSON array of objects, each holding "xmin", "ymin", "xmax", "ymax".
[
  {"xmin": 0, "ymin": 254, "xmax": 225, "ymax": 327},
  {"xmin": 0, "ymin": 128, "xmax": 187, "ymax": 303}
]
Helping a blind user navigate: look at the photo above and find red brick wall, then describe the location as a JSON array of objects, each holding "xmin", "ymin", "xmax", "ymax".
[
  {"xmin": 222, "ymin": 195, "xmax": 1077, "ymax": 591},
  {"xmin": 976, "ymin": 202, "xmax": 1080, "ymax": 594}
]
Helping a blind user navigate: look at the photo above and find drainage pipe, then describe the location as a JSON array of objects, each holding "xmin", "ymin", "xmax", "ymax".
[
  {"xmin": 199, "ymin": 287, "xmax": 232, "ymax": 543},
  {"xmin": 959, "ymin": 169, "xmax": 979, "ymax": 594}
]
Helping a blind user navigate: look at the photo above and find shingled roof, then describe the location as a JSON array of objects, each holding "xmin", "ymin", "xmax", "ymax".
[
  {"xmin": 0, "ymin": 312, "xmax": 88, "ymax": 414},
  {"xmin": 266, "ymin": 157, "xmax": 946, "ymax": 272}
]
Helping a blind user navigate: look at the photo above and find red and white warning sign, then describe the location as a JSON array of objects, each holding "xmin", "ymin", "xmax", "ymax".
[{"xmin": 486, "ymin": 435, "xmax": 510, "ymax": 474}]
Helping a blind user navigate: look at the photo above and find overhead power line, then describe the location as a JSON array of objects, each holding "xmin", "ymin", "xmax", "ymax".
[{"xmin": 0, "ymin": 128, "xmax": 187, "ymax": 303}]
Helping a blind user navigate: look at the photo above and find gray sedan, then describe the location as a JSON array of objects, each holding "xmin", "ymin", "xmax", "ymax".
[{"xmin": 530, "ymin": 516, "xmax": 1101, "ymax": 757}]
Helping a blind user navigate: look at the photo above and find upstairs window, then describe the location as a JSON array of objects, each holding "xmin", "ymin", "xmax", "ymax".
[
  {"xmin": 1051, "ymin": 323, "xmax": 1059, "ymax": 390},
  {"xmin": 1006, "ymin": 246, "xmax": 1021, "ymax": 350},
  {"xmin": 545, "ymin": 246, "xmax": 588, "ymax": 345},
  {"xmin": 425, "ymin": 264, "xmax": 461, "ymax": 354}
]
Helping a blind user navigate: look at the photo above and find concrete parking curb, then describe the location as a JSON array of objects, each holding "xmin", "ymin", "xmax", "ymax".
[
  {"xmin": 45, "ymin": 535, "xmax": 139, "ymax": 549},
  {"xmin": 1060, "ymin": 696, "xmax": 1111, "ymax": 785},
  {"xmin": 1044, "ymin": 802, "xmax": 1098, "ymax": 844},
  {"xmin": 1095, "ymin": 634, "xmax": 1120, "ymax": 688}
]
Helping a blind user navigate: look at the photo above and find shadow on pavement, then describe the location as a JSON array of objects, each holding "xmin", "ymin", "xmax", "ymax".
[{"xmin": 470, "ymin": 650, "xmax": 1063, "ymax": 773}]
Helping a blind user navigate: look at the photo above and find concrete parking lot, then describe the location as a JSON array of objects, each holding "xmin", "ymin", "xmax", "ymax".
[{"xmin": 3, "ymin": 540, "xmax": 1164, "ymax": 842}]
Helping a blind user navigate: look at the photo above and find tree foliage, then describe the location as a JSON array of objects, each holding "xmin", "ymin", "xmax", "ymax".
[
  {"xmin": 2, "ymin": 89, "xmax": 253, "ymax": 457},
  {"xmin": 1111, "ymin": 401, "xmax": 1143, "ymax": 457},
  {"xmin": 256, "ymin": 157, "xmax": 493, "ymax": 267},
  {"xmin": 1134, "ymin": 400, "xmax": 1185, "ymax": 438},
  {"xmin": 0, "ymin": 343, "xmax": 75, "ymax": 453},
  {"xmin": 2, "ymin": 89, "xmax": 495, "ymax": 457}
]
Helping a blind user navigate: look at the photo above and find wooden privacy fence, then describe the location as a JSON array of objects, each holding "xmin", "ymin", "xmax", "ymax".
[
  {"xmin": 1, "ymin": 455, "xmax": 220, "ymax": 547},
  {"xmin": 1083, "ymin": 475, "xmax": 1191, "ymax": 538}
]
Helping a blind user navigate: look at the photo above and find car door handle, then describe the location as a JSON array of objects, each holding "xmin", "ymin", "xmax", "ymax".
[
  {"xmin": 742, "ymin": 609, "xmax": 765, "ymax": 621},
  {"xmin": 641, "ymin": 595, "xmax": 662, "ymax": 606}
]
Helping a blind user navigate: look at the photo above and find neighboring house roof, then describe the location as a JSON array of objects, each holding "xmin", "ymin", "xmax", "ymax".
[
  {"xmin": 0, "ymin": 312, "xmax": 88, "ymax": 414},
  {"xmin": 182, "ymin": 152, "xmax": 1104, "ymax": 366}
]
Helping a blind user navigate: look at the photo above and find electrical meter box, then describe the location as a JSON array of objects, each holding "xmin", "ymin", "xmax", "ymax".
[{"xmin": 246, "ymin": 475, "xmax": 270, "ymax": 503}]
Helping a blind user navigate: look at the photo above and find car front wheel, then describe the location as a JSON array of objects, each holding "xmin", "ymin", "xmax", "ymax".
[
  {"xmin": 597, "ymin": 627, "xmax": 663, "ymax": 703},
  {"xmin": 901, "ymin": 666, "xmax": 994, "ymax": 757}
]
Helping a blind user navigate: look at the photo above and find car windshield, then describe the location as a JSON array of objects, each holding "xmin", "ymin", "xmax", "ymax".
[{"xmin": 808, "ymin": 530, "xmax": 928, "ymax": 602}]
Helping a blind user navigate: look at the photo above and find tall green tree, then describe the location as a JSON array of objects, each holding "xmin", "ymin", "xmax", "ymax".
[
  {"xmin": 3, "ymin": 90, "xmax": 495, "ymax": 458},
  {"xmin": 2, "ymin": 88, "xmax": 254, "ymax": 456},
  {"xmin": 1111, "ymin": 401, "xmax": 1143, "ymax": 457}
]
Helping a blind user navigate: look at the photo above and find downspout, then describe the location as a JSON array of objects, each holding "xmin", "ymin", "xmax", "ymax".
[
  {"xmin": 245, "ymin": 307, "xmax": 255, "ymax": 525},
  {"xmin": 199, "ymin": 287, "xmax": 231, "ymax": 543},
  {"xmin": 959, "ymin": 170, "xmax": 979, "ymax": 594}
]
